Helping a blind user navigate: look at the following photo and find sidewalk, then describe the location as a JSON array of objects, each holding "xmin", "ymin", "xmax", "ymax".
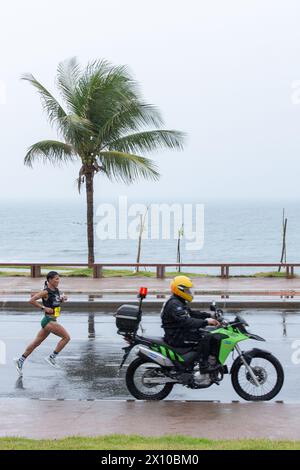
[
  {"xmin": 1, "ymin": 399, "xmax": 299, "ymax": 440},
  {"xmin": 1, "ymin": 276, "xmax": 300, "ymax": 309},
  {"xmin": 0, "ymin": 276, "xmax": 299, "ymax": 294}
]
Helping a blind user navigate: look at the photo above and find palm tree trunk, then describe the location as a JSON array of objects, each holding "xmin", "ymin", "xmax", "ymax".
[{"xmin": 85, "ymin": 170, "xmax": 95, "ymax": 266}]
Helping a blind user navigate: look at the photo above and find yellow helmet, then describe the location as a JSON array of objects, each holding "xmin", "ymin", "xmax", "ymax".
[{"xmin": 170, "ymin": 275, "xmax": 194, "ymax": 302}]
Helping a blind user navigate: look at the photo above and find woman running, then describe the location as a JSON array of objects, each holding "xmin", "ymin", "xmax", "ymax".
[{"xmin": 14, "ymin": 271, "xmax": 70, "ymax": 376}]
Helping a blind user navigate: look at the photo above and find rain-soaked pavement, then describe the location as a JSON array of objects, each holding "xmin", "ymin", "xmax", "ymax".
[
  {"xmin": 0, "ymin": 308, "xmax": 300, "ymax": 402},
  {"xmin": 2, "ymin": 400, "xmax": 300, "ymax": 439}
]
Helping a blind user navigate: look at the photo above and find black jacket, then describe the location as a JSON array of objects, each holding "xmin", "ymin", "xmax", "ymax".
[{"xmin": 161, "ymin": 294, "xmax": 211, "ymax": 346}]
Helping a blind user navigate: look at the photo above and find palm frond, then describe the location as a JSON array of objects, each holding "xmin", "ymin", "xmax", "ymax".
[
  {"xmin": 56, "ymin": 57, "xmax": 82, "ymax": 113},
  {"xmin": 97, "ymin": 101, "xmax": 163, "ymax": 148},
  {"xmin": 72, "ymin": 59, "xmax": 112, "ymax": 118},
  {"xmin": 77, "ymin": 61, "xmax": 143, "ymax": 125},
  {"xmin": 98, "ymin": 151, "xmax": 160, "ymax": 184},
  {"xmin": 23, "ymin": 58, "xmax": 186, "ymax": 189},
  {"xmin": 21, "ymin": 74, "xmax": 67, "ymax": 125},
  {"xmin": 57, "ymin": 114, "xmax": 94, "ymax": 148},
  {"xmin": 107, "ymin": 129, "xmax": 185, "ymax": 154},
  {"xmin": 24, "ymin": 140, "xmax": 76, "ymax": 167}
]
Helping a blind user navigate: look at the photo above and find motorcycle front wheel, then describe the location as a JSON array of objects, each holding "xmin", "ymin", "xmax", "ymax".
[
  {"xmin": 231, "ymin": 350, "xmax": 284, "ymax": 401},
  {"xmin": 126, "ymin": 357, "xmax": 174, "ymax": 400}
]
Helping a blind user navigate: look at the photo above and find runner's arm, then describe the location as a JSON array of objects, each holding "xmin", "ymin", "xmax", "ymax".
[{"xmin": 29, "ymin": 290, "xmax": 49, "ymax": 310}]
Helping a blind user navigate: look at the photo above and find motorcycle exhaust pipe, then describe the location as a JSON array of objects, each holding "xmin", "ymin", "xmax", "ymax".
[{"xmin": 137, "ymin": 345, "xmax": 174, "ymax": 367}]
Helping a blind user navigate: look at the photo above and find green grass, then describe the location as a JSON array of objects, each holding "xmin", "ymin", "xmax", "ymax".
[
  {"xmin": 0, "ymin": 271, "xmax": 30, "ymax": 277},
  {"xmin": 0, "ymin": 268, "xmax": 209, "ymax": 278},
  {"xmin": 0, "ymin": 435, "xmax": 299, "ymax": 450},
  {"xmin": 253, "ymin": 271, "xmax": 290, "ymax": 278},
  {"xmin": 0, "ymin": 267, "xmax": 297, "ymax": 278}
]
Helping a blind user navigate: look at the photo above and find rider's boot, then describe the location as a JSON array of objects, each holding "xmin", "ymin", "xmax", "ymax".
[{"xmin": 199, "ymin": 355, "xmax": 220, "ymax": 373}]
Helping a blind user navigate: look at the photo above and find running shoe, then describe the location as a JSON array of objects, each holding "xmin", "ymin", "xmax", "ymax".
[
  {"xmin": 14, "ymin": 358, "xmax": 24, "ymax": 377},
  {"xmin": 44, "ymin": 355, "xmax": 60, "ymax": 369}
]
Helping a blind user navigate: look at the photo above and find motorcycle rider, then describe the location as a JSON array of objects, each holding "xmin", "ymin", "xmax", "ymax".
[{"xmin": 161, "ymin": 275, "xmax": 220, "ymax": 371}]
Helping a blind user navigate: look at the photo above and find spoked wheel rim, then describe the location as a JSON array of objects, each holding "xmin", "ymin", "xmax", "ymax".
[
  {"xmin": 236, "ymin": 358, "xmax": 279, "ymax": 399},
  {"xmin": 126, "ymin": 357, "xmax": 174, "ymax": 400},
  {"xmin": 133, "ymin": 362, "xmax": 167, "ymax": 397}
]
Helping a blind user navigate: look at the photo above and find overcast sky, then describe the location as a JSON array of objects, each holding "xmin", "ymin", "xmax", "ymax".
[{"xmin": 1, "ymin": 0, "xmax": 300, "ymax": 202}]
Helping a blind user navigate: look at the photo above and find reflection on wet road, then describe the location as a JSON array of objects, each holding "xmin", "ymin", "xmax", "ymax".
[{"xmin": 0, "ymin": 309, "xmax": 300, "ymax": 401}]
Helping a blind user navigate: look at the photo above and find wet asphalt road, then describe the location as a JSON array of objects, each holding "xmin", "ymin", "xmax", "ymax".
[{"xmin": 0, "ymin": 309, "xmax": 300, "ymax": 402}]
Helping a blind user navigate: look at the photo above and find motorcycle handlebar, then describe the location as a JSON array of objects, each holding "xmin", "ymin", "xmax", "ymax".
[
  {"xmin": 210, "ymin": 302, "xmax": 247, "ymax": 329},
  {"xmin": 209, "ymin": 302, "xmax": 227, "ymax": 326}
]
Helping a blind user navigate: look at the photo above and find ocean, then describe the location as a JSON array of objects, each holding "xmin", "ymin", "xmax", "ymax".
[{"xmin": 0, "ymin": 199, "xmax": 300, "ymax": 275}]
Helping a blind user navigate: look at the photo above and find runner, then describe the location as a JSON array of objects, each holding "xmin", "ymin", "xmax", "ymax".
[{"xmin": 14, "ymin": 271, "xmax": 70, "ymax": 376}]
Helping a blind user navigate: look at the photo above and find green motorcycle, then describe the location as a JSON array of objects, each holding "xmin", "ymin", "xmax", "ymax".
[{"xmin": 116, "ymin": 291, "xmax": 284, "ymax": 401}]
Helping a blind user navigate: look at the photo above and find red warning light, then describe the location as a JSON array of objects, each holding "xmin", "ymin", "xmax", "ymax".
[{"xmin": 139, "ymin": 287, "xmax": 148, "ymax": 298}]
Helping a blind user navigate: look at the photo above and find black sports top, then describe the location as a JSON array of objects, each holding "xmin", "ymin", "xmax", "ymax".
[{"xmin": 42, "ymin": 287, "xmax": 61, "ymax": 309}]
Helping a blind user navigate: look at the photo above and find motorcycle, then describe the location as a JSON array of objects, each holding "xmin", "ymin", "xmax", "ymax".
[{"xmin": 115, "ymin": 287, "xmax": 284, "ymax": 401}]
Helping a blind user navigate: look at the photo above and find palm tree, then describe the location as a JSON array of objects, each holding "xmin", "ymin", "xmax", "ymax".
[{"xmin": 23, "ymin": 58, "xmax": 185, "ymax": 265}]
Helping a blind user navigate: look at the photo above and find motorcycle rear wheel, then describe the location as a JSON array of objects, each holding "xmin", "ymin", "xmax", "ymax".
[{"xmin": 126, "ymin": 357, "xmax": 174, "ymax": 400}]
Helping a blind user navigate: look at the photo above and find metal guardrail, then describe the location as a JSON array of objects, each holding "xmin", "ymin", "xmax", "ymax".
[{"xmin": 0, "ymin": 262, "xmax": 299, "ymax": 278}]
